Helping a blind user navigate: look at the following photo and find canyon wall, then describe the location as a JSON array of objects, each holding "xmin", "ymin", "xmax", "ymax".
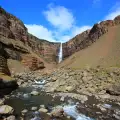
[
  {"xmin": 0, "ymin": 7, "xmax": 60, "ymax": 72},
  {"xmin": 63, "ymin": 16, "xmax": 120, "ymax": 59}
]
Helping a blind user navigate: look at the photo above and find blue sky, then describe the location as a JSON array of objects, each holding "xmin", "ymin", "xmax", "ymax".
[{"xmin": 0, "ymin": 0, "xmax": 120, "ymax": 42}]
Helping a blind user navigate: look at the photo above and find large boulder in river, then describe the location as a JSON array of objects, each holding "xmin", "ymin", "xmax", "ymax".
[{"xmin": 51, "ymin": 107, "xmax": 64, "ymax": 118}]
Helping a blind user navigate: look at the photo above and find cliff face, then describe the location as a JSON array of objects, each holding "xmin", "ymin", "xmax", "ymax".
[
  {"xmin": 28, "ymin": 34, "xmax": 60, "ymax": 63},
  {"xmin": 63, "ymin": 16, "xmax": 120, "ymax": 59},
  {"xmin": 0, "ymin": 42, "xmax": 10, "ymax": 75},
  {"xmin": 0, "ymin": 7, "xmax": 60, "ymax": 72}
]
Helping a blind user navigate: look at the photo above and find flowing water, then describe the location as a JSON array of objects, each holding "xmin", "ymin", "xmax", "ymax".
[
  {"xmin": 58, "ymin": 42, "xmax": 63, "ymax": 63},
  {"xmin": 5, "ymin": 80, "xmax": 120, "ymax": 120},
  {"xmin": 5, "ymin": 83, "xmax": 94, "ymax": 120}
]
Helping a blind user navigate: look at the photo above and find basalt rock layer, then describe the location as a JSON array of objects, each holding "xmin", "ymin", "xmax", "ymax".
[{"xmin": 63, "ymin": 16, "xmax": 120, "ymax": 59}]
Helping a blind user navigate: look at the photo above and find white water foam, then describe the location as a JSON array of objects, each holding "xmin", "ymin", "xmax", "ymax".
[
  {"xmin": 34, "ymin": 80, "xmax": 46, "ymax": 85},
  {"xmin": 63, "ymin": 105, "xmax": 94, "ymax": 120},
  {"xmin": 58, "ymin": 42, "xmax": 63, "ymax": 63}
]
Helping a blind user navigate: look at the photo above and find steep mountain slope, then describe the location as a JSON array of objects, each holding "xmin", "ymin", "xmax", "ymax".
[{"xmin": 60, "ymin": 17, "xmax": 120, "ymax": 69}]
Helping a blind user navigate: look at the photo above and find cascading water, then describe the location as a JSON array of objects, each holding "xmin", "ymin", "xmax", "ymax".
[{"xmin": 58, "ymin": 42, "xmax": 63, "ymax": 63}]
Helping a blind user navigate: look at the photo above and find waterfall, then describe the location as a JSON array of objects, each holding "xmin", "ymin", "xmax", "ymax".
[{"xmin": 58, "ymin": 42, "xmax": 63, "ymax": 63}]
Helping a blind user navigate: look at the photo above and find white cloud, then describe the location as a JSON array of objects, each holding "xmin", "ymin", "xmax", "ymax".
[
  {"xmin": 105, "ymin": 8, "xmax": 120, "ymax": 20},
  {"xmin": 43, "ymin": 4, "xmax": 75, "ymax": 31},
  {"xmin": 25, "ymin": 24, "xmax": 92, "ymax": 43},
  {"xmin": 104, "ymin": 2, "xmax": 120, "ymax": 20},
  {"xmin": 25, "ymin": 5, "xmax": 92, "ymax": 43},
  {"xmin": 25, "ymin": 24, "xmax": 56, "ymax": 42},
  {"xmin": 72, "ymin": 26, "xmax": 92, "ymax": 36}
]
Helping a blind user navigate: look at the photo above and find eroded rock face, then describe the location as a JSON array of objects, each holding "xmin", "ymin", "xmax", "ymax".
[
  {"xmin": 63, "ymin": 30, "xmax": 90, "ymax": 58},
  {"xmin": 22, "ymin": 54, "xmax": 45, "ymax": 71},
  {"xmin": 0, "ymin": 6, "xmax": 60, "ymax": 69},
  {"xmin": 0, "ymin": 7, "xmax": 28, "ymax": 43},
  {"xmin": 63, "ymin": 16, "xmax": 120, "ymax": 59},
  {"xmin": 28, "ymin": 34, "xmax": 60, "ymax": 63},
  {"xmin": 0, "ymin": 42, "xmax": 10, "ymax": 75}
]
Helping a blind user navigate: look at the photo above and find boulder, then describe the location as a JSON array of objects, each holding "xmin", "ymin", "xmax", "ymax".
[
  {"xmin": 39, "ymin": 108, "xmax": 48, "ymax": 113},
  {"xmin": 21, "ymin": 109, "xmax": 28, "ymax": 115},
  {"xmin": 5, "ymin": 115, "xmax": 16, "ymax": 120},
  {"xmin": 40, "ymin": 105, "xmax": 45, "ymax": 108},
  {"xmin": 0, "ymin": 105, "xmax": 14, "ymax": 114},
  {"xmin": 106, "ymin": 85, "xmax": 120, "ymax": 96},
  {"xmin": 0, "ymin": 74, "xmax": 18, "ymax": 95},
  {"xmin": 0, "ymin": 98, "xmax": 5, "ymax": 105},
  {"xmin": 51, "ymin": 107, "xmax": 64, "ymax": 118},
  {"xmin": 31, "ymin": 91, "xmax": 39, "ymax": 96},
  {"xmin": 31, "ymin": 107, "xmax": 38, "ymax": 111}
]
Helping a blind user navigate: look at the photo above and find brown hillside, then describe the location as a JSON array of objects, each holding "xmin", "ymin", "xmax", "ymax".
[{"xmin": 59, "ymin": 25, "xmax": 120, "ymax": 69}]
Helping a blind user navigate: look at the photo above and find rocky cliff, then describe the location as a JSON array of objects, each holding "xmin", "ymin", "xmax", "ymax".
[
  {"xmin": 0, "ymin": 7, "xmax": 60, "ymax": 73},
  {"xmin": 63, "ymin": 16, "xmax": 120, "ymax": 59}
]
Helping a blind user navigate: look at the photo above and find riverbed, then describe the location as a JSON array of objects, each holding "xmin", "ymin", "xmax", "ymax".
[{"xmin": 4, "ymin": 85, "xmax": 120, "ymax": 120}]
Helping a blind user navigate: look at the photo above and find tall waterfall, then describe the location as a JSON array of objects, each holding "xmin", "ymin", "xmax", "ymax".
[{"xmin": 58, "ymin": 42, "xmax": 63, "ymax": 63}]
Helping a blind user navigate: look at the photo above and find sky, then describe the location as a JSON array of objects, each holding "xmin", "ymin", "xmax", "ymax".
[{"xmin": 0, "ymin": 0, "xmax": 120, "ymax": 42}]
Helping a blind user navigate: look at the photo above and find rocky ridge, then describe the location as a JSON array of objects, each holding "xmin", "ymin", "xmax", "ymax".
[{"xmin": 63, "ymin": 16, "xmax": 120, "ymax": 59}]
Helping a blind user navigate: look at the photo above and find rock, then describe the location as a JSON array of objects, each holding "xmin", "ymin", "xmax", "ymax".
[
  {"xmin": 40, "ymin": 105, "xmax": 45, "ymax": 108},
  {"xmin": 113, "ymin": 109, "xmax": 120, "ymax": 120},
  {"xmin": 5, "ymin": 115, "xmax": 16, "ymax": 120},
  {"xmin": 39, "ymin": 108, "xmax": 48, "ymax": 113},
  {"xmin": 21, "ymin": 109, "xmax": 28, "ymax": 114},
  {"xmin": 96, "ymin": 104, "xmax": 107, "ymax": 112},
  {"xmin": 31, "ymin": 91, "xmax": 39, "ymax": 96},
  {"xmin": 22, "ymin": 54, "xmax": 45, "ymax": 71},
  {"xmin": 23, "ymin": 93, "xmax": 30, "ymax": 98},
  {"xmin": 0, "ymin": 7, "xmax": 60, "ymax": 74},
  {"xmin": 65, "ymin": 86, "xmax": 73, "ymax": 92},
  {"xmin": 0, "ymin": 45, "xmax": 18, "ymax": 95},
  {"xmin": 17, "ymin": 81, "xmax": 22, "ymax": 86},
  {"xmin": 51, "ymin": 76, "xmax": 57, "ymax": 82},
  {"xmin": 21, "ymin": 82, "xmax": 28, "ymax": 87},
  {"xmin": 60, "ymin": 96, "xmax": 65, "ymax": 102},
  {"xmin": 51, "ymin": 107, "xmax": 64, "ymax": 118},
  {"xmin": 31, "ymin": 117, "xmax": 41, "ymax": 120},
  {"xmin": 0, "ymin": 98, "xmax": 5, "ymax": 105},
  {"xmin": 106, "ymin": 85, "xmax": 120, "ymax": 96},
  {"xmin": 31, "ymin": 107, "xmax": 38, "ymax": 111},
  {"xmin": 67, "ymin": 116, "xmax": 71, "ymax": 119},
  {"xmin": 0, "ymin": 105, "xmax": 14, "ymax": 114},
  {"xmin": 113, "ymin": 114, "xmax": 120, "ymax": 120}
]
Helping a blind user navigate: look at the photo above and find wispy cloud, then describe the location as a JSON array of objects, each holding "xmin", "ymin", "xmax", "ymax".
[
  {"xmin": 25, "ymin": 24, "xmax": 56, "ymax": 42},
  {"xmin": 43, "ymin": 4, "xmax": 75, "ymax": 31},
  {"xmin": 26, "ymin": 4, "xmax": 91, "ymax": 43},
  {"xmin": 104, "ymin": 2, "xmax": 120, "ymax": 20},
  {"xmin": 72, "ymin": 26, "xmax": 92, "ymax": 36}
]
